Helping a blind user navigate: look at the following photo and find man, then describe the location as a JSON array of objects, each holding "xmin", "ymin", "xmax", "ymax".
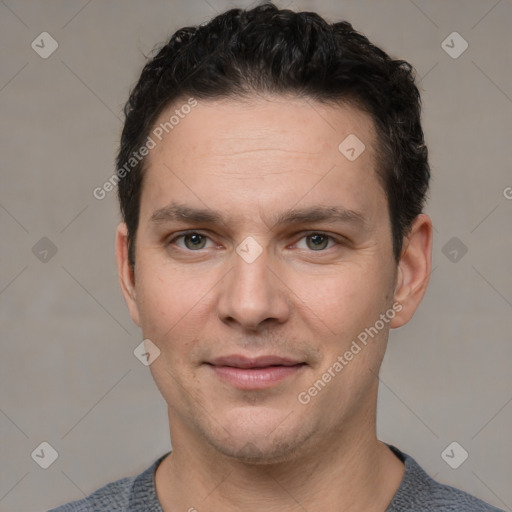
[{"xmin": 51, "ymin": 3, "xmax": 503, "ymax": 511}]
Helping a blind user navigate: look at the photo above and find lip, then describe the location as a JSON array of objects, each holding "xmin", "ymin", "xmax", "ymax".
[
  {"xmin": 208, "ymin": 355, "xmax": 303, "ymax": 368},
  {"xmin": 206, "ymin": 355, "xmax": 306, "ymax": 390}
]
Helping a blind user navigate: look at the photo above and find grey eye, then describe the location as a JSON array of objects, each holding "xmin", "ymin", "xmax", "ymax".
[
  {"xmin": 183, "ymin": 233, "xmax": 208, "ymax": 250},
  {"xmin": 305, "ymin": 234, "xmax": 330, "ymax": 251}
]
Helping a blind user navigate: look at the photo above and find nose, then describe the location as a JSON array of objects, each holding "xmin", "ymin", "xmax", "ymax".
[{"xmin": 216, "ymin": 245, "xmax": 290, "ymax": 332}]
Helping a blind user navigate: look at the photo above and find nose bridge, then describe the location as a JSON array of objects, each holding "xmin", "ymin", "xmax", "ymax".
[{"xmin": 216, "ymin": 242, "xmax": 288, "ymax": 330}]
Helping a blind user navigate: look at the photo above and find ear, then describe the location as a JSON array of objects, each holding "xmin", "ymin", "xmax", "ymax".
[
  {"xmin": 116, "ymin": 222, "xmax": 141, "ymax": 326},
  {"xmin": 390, "ymin": 214, "xmax": 433, "ymax": 328}
]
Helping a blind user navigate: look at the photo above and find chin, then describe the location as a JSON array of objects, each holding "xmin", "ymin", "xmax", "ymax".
[
  {"xmin": 213, "ymin": 437, "xmax": 304, "ymax": 465},
  {"xmin": 201, "ymin": 409, "xmax": 317, "ymax": 465}
]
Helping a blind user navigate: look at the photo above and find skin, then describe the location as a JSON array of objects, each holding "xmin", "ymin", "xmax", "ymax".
[{"xmin": 116, "ymin": 95, "xmax": 432, "ymax": 511}]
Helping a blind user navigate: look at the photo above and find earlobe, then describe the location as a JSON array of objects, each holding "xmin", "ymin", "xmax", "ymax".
[
  {"xmin": 390, "ymin": 214, "xmax": 433, "ymax": 329},
  {"xmin": 115, "ymin": 223, "xmax": 141, "ymax": 326}
]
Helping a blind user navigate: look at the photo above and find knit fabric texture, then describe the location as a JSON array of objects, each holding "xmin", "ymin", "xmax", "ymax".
[{"xmin": 49, "ymin": 446, "xmax": 504, "ymax": 511}]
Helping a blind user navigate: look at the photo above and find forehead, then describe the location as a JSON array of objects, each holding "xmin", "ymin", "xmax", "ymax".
[
  {"xmin": 149, "ymin": 95, "xmax": 378, "ymax": 165},
  {"xmin": 139, "ymin": 95, "xmax": 385, "ymax": 228}
]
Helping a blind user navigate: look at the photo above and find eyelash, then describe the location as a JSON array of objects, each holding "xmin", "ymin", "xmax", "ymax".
[{"xmin": 166, "ymin": 230, "xmax": 344, "ymax": 253}]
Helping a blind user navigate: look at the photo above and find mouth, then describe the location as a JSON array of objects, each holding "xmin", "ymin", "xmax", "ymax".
[{"xmin": 205, "ymin": 355, "xmax": 307, "ymax": 390}]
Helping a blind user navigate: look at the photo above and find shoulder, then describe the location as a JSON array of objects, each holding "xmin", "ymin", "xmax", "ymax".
[
  {"xmin": 48, "ymin": 453, "xmax": 169, "ymax": 512},
  {"xmin": 48, "ymin": 475, "xmax": 136, "ymax": 511},
  {"xmin": 387, "ymin": 446, "xmax": 505, "ymax": 512}
]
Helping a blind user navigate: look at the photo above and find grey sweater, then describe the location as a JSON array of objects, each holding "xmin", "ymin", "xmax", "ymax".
[{"xmin": 49, "ymin": 446, "xmax": 504, "ymax": 511}]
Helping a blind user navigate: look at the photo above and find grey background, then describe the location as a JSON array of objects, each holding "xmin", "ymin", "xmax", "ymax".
[{"xmin": 1, "ymin": 0, "xmax": 511, "ymax": 510}]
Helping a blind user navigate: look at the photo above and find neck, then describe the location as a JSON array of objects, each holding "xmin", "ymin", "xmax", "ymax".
[{"xmin": 155, "ymin": 408, "xmax": 404, "ymax": 511}]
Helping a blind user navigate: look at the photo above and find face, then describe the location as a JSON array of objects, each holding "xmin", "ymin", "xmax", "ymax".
[{"xmin": 117, "ymin": 95, "xmax": 431, "ymax": 464}]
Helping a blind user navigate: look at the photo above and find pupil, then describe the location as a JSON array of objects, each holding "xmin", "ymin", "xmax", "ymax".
[
  {"xmin": 187, "ymin": 234, "xmax": 204, "ymax": 249},
  {"xmin": 309, "ymin": 234, "xmax": 327, "ymax": 250}
]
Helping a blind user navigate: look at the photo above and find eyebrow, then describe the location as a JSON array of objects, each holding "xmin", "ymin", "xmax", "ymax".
[{"xmin": 149, "ymin": 202, "xmax": 367, "ymax": 230}]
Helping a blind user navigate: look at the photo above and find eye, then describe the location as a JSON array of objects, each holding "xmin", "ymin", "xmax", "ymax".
[
  {"xmin": 167, "ymin": 231, "xmax": 343, "ymax": 253},
  {"xmin": 295, "ymin": 232, "xmax": 339, "ymax": 251},
  {"xmin": 169, "ymin": 232, "xmax": 215, "ymax": 251}
]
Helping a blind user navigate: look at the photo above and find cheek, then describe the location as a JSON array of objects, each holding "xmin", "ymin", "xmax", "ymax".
[
  {"xmin": 292, "ymin": 265, "xmax": 389, "ymax": 333},
  {"xmin": 135, "ymin": 265, "xmax": 195, "ymax": 337},
  {"xmin": 134, "ymin": 260, "xmax": 221, "ymax": 363}
]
